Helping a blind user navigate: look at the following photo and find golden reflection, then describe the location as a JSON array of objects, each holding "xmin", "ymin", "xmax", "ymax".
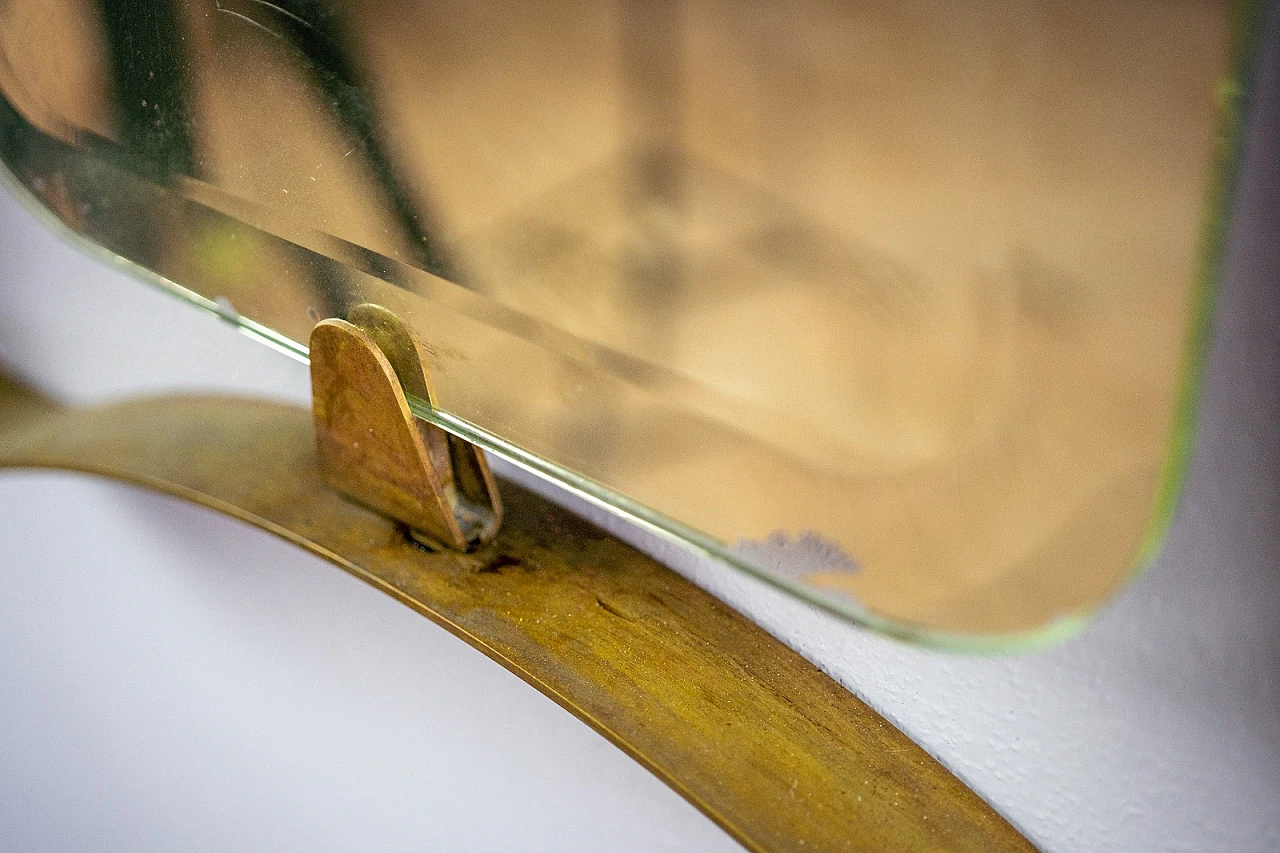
[{"xmin": 0, "ymin": 0, "xmax": 1243, "ymax": 640}]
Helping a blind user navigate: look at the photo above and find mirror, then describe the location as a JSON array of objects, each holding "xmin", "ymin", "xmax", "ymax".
[{"xmin": 0, "ymin": 0, "xmax": 1251, "ymax": 645}]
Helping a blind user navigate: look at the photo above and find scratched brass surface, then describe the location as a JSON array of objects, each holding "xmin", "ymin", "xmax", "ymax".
[
  {"xmin": 311, "ymin": 307, "xmax": 502, "ymax": 550},
  {"xmin": 0, "ymin": 373, "xmax": 1035, "ymax": 853},
  {"xmin": 0, "ymin": 2, "xmax": 1259, "ymax": 642}
]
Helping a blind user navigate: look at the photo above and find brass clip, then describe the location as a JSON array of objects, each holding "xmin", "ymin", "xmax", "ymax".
[{"xmin": 310, "ymin": 304, "xmax": 502, "ymax": 550}]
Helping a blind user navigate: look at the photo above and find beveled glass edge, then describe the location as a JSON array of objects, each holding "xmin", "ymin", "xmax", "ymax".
[
  {"xmin": 1132, "ymin": 0, "xmax": 1270, "ymax": 574},
  {"xmin": 0, "ymin": 1, "xmax": 1263, "ymax": 652},
  {"xmin": 0, "ymin": 165, "xmax": 310, "ymax": 365}
]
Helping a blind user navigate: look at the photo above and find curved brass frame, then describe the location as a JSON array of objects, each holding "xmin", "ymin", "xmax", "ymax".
[{"xmin": 0, "ymin": 373, "xmax": 1033, "ymax": 853}]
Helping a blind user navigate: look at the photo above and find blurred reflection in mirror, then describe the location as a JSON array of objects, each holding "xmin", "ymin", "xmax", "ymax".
[{"xmin": 0, "ymin": 0, "xmax": 1245, "ymax": 641}]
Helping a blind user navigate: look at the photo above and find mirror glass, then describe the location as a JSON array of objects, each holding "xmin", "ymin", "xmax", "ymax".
[{"xmin": 0, "ymin": 0, "xmax": 1250, "ymax": 645}]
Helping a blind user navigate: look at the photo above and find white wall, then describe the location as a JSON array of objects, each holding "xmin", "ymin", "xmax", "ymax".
[{"xmin": 1, "ymin": 9, "xmax": 1277, "ymax": 851}]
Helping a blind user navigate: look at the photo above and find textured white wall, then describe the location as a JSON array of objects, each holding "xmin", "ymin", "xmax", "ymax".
[
  {"xmin": 0, "ymin": 472, "xmax": 744, "ymax": 853},
  {"xmin": 1, "ymin": 10, "xmax": 1277, "ymax": 851}
]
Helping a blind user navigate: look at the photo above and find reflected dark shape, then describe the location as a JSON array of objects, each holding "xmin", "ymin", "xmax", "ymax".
[
  {"xmin": 235, "ymin": 0, "xmax": 456, "ymax": 280},
  {"xmin": 99, "ymin": 0, "xmax": 197, "ymax": 179},
  {"xmin": 94, "ymin": 0, "xmax": 455, "ymax": 308}
]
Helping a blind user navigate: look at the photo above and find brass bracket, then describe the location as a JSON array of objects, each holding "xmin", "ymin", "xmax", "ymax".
[{"xmin": 310, "ymin": 304, "xmax": 502, "ymax": 551}]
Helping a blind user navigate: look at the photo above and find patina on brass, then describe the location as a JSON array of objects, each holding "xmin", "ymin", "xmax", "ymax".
[
  {"xmin": 311, "ymin": 304, "xmax": 501, "ymax": 550},
  {"xmin": 0, "ymin": 371, "xmax": 1036, "ymax": 852}
]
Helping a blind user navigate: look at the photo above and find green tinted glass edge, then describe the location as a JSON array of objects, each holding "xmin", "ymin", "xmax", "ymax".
[{"xmin": 1133, "ymin": 0, "xmax": 1267, "ymax": 573}]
